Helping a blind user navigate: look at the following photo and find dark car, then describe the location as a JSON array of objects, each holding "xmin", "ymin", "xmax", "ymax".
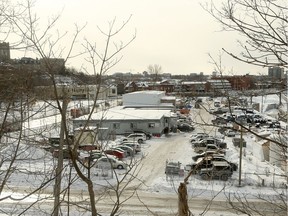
[
  {"xmin": 211, "ymin": 117, "xmax": 226, "ymax": 125},
  {"xmin": 211, "ymin": 156, "xmax": 238, "ymax": 171},
  {"xmin": 186, "ymin": 156, "xmax": 237, "ymax": 173},
  {"xmin": 199, "ymin": 163, "xmax": 233, "ymax": 181},
  {"xmin": 177, "ymin": 123, "xmax": 195, "ymax": 132},
  {"xmin": 165, "ymin": 161, "xmax": 183, "ymax": 175}
]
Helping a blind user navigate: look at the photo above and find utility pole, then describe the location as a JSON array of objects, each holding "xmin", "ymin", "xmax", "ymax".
[{"xmin": 238, "ymin": 121, "xmax": 244, "ymax": 187}]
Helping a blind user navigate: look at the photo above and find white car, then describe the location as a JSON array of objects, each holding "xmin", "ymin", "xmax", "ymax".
[
  {"xmin": 94, "ymin": 156, "xmax": 127, "ymax": 169},
  {"xmin": 81, "ymin": 150, "xmax": 117, "ymax": 161},
  {"xmin": 121, "ymin": 142, "xmax": 141, "ymax": 153},
  {"xmin": 225, "ymin": 129, "xmax": 236, "ymax": 137},
  {"xmin": 190, "ymin": 133, "xmax": 209, "ymax": 143},
  {"xmin": 122, "ymin": 133, "xmax": 146, "ymax": 144}
]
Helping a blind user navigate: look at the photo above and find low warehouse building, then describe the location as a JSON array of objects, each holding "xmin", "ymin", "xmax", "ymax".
[{"xmin": 73, "ymin": 106, "xmax": 177, "ymax": 139}]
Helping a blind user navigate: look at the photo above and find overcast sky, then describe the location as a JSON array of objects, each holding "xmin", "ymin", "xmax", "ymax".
[{"xmin": 13, "ymin": 0, "xmax": 267, "ymax": 76}]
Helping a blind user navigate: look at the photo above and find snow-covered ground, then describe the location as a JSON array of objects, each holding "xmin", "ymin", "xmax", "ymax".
[{"xmin": 0, "ymin": 94, "xmax": 287, "ymax": 215}]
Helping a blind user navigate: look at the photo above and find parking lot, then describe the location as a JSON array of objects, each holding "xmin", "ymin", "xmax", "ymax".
[
  {"xmin": 2, "ymin": 97, "xmax": 287, "ymax": 215},
  {"xmin": 128, "ymin": 99, "xmax": 286, "ymax": 193}
]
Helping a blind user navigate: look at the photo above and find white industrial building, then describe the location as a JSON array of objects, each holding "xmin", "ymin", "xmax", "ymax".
[{"xmin": 122, "ymin": 90, "xmax": 176, "ymax": 110}]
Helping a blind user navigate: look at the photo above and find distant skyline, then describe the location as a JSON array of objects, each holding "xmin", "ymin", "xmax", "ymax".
[{"xmin": 11, "ymin": 0, "xmax": 267, "ymax": 76}]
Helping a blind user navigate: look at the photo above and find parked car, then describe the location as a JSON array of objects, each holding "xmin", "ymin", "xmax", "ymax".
[
  {"xmin": 177, "ymin": 123, "xmax": 195, "ymax": 132},
  {"xmin": 185, "ymin": 157, "xmax": 219, "ymax": 173},
  {"xmin": 225, "ymin": 129, "xmax": 237, "ymax": 137},
  {"xmin": 194, "ymin": 144, "xmax": 226, "ymax": 154},
  {"xmin": 186, "ymin": 156, "xmax": 236, "ymax": 175},
  {"xmin": 193, "ymin": 139, "xmax": 227, "ymax": 151},
  {"xmin": 121, "ymin": 142, "xmax": 141, "ymax": 153},
  {"xmin": 133, "ymin": 130, "xmax": 152, "ymax": 140},
  {"xmin": 94, "ymin": 156, "xmax": 127, "ymax": 169},
  {"xmin": 115, "ymin": 145, "xmax": 135, "ymax": 157},
  {"xmin": 189, "ymin": 133, "xmax": 209, "ymax": 143},
  {"xmin": 201, "ymin": 137, "xmax": 227, "ymax": 148},
  {"xmin": 211, "ymin": 117, "xmax": 227, "ymax": 125},
  {"xmin": 192, "ymin": 150, "xmax": 225, "ymax": 162},
  {"xmin": 104, "ymin": 149, "xmax": 125, "ymax": 159},
  {"xmin": 190, "ymin": 155, "xmax": 237, "ymax": 171},
  {"xmin": 210, "ymin": 156, "xmax": 238, "ymax": 171},
  {"xmin": 110, "ymin": 147, "xmax": 127, "ymax": 157},
  {"xmin": 223, "ymin": 114, "xmax": 235, "ymax": 122},
  {"xmin": 165, "ymin": 161, "xmax": 183, "ymax": 175},
  {"xmin": 212, "ymin": 107, "xmax": 228, "ymax": 115},
  {"xmin": 82, "ymin": 150, "xmax": 117, "ymax": 162},
  {"xmin": 122, "ymin": 133, "xmax": 146, "ymax": 144},
  {"xmin": 199, "ymin": 163, "xmax": 233, "ymax": 181},
  {"xmin": 214, "ymin": 101, "xmax": 221, "ymax": 107}
]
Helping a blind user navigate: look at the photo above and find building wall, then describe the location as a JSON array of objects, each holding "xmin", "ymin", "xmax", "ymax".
[
  {"xmin": 73, "ymin": 117, "xmax": 169, "ymax": 137},
  {"xmin": 269, "ymin": 138, "xmax": 285, "ymax": 168},
  {"xmin": 211, "ymin": 76, "xmax": 254, "ymax": 90},
  {"xmin": 122, "ymin": 91, "xmax": 166, "ymax": 106}
]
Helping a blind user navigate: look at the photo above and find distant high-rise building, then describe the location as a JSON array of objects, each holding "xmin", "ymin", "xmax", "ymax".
[
  {"xmin": 268, "ymin": 66, "xmax": 284, "ymax": 79},
  {"xmin": 0, "ymin": 42, "xmax": 10, "ymax": 62}
]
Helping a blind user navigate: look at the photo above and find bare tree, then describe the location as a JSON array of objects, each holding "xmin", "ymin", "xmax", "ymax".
[
  {"xmin": 203, "ymin": 0, "xmax": 288, "ymax": 68},
  {"xmin": 67, "ymin": 16, "xmax": 137, "ymax": 216},
  {"xmin": 147, "ymin": 64, "xmax": 163, "ymax": 83},
  {"xmin": 0, "ymin": 1, "xmax": 143, "ymax": 216}
]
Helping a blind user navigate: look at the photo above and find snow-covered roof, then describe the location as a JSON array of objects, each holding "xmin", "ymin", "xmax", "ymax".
[
  {"xmin": 125, "ymin": 90, "xmax": 165, "ymax": 95},
  {"xmin": 181, "ymin": 81, "xmax": 206, "ymax": 85},
  {"xmin": 76, "ymin": 107, "xmax": 173, "ymax": 121}
]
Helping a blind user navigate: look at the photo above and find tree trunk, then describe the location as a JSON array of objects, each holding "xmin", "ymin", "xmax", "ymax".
[
  {"xmin": 178, "ymin": 182, "xmax": 191, "ymax": 216},
  {"xmin": 53, "ymin": 99, "xmax": 68, "ymax": 216}
]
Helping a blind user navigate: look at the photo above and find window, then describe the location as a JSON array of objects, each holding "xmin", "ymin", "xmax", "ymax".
[
  {"xmin": 130, "ymin": 123, "xmax": 136, "ymax": 129},
  {"xmin": 113, "ymin": 123, "xmax": 120, "ymax": 129},
  {"xmin": 148, "ymin": 123, "xmax": 155, "ymax": 128},
  {"xmin": 112, "ymin": 89, "xmax": 116, "ymax": 94}
]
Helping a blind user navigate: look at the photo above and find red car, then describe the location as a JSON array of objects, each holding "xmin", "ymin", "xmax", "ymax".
[{"xmin": 104, "ymin": 149, "xmax": 125, "ymax": 159}]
